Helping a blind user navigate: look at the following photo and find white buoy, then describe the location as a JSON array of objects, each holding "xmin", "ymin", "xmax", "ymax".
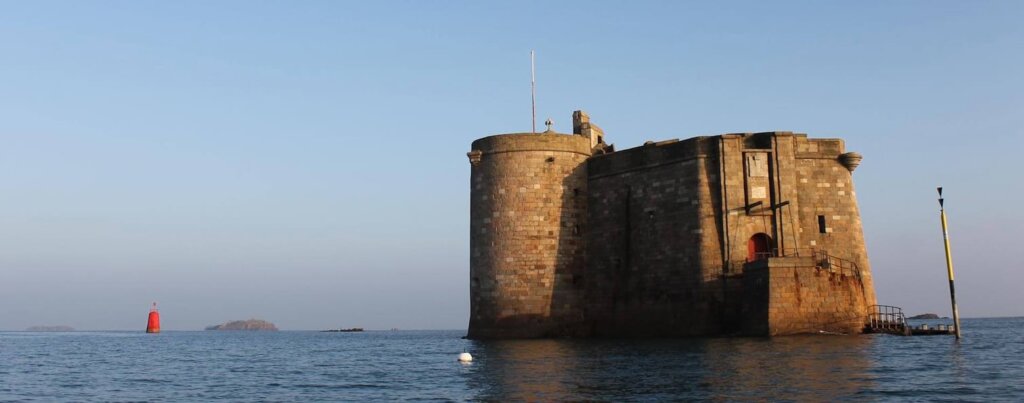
[{"xmin": 458, "ymin": 352, "xmax": 473, "ymax": 363}]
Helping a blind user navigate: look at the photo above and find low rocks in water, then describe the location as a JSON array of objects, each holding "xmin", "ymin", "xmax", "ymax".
[
  {"xmin": 205, "ymin": 319, "xmax": 278, "ymax": 331},
  {"xmin": 26, "ymin": 325, "xmax": 74, "ymax": 332},
  {"xmin": 321, "ymin": 327, "xmax": 364, "ymax": 332},
  {"xmin": 908, "ymin": 313, "xmax": 941, "ymax": 320}
]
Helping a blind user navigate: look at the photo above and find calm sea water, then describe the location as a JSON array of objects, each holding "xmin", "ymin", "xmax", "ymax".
[{"xmin": 1, "ymin": 317, "xmax": 1021, "ymax": 401}]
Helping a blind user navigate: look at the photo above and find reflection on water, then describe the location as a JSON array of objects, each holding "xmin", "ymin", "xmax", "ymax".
[
  {"xmin": 465, "ymin": 336, "xmax": 874, "ymax": 401},
  {"xmin": 462, "ymin": 318, "xmax": 1024, "ymax": 401},
  {"xmin": 464, "ymin": 339, "xmax": 579, "ymax": 399},
  {"xmin": 706, "ymin": 337, "xmax": 873, "ymax": 400}
]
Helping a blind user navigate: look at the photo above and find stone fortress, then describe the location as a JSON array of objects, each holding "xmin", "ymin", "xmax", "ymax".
[{"xmin": 467, "ymin": 111, "xmax": 876, "ymax": 339}]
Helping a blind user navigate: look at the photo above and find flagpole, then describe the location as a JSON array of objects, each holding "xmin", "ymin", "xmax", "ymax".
[{"xmin": 531, "ymin": 50, "xmax": 536, "ymax": 134}]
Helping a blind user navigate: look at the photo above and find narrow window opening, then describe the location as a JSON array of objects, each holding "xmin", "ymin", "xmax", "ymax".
[{"xmin": 817, "ymin": 215, "xmax": 827, "ymax": 234}]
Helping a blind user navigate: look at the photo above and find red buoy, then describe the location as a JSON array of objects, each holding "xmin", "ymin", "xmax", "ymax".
[{"xmin": 146, "ymin": 302, "xmax": 160, "ymax": 333}]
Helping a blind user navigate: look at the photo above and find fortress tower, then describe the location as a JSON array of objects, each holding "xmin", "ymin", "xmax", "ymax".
[
  {"xmin": 465, "ymin": 122, "xmax": 594, "ymax": 338},
  {"xmin": 467, "ymin": 111, "xmax": 876, "ymax": 339}
]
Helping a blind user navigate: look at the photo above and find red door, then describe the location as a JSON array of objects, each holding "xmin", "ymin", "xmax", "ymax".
[{"xmin": 747, "ymin": 233, "xmax": 771, "ymax": 262}]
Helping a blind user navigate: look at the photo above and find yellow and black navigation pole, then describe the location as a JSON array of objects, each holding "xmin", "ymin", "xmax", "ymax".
[{"xmin": 938, "ymin": 187, "xmax": 962, "ymax": 339}]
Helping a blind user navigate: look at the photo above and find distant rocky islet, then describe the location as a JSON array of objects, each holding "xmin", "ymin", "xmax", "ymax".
[
  {"xmin": 205, "ymin": 319, "xmax": 278, "ymax": 331},
  {"xmin": 26, "ymin": 325, "xmax": 74, "ymax": 332}
]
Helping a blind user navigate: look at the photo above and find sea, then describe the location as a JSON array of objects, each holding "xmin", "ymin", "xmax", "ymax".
[{"xmin": 1, "ymin": 317, "xmax": 1021, "ymax": 401}]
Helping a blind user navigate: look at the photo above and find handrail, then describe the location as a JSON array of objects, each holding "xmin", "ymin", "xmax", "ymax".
[
  {"xmin": 866, "ymin": 304, "xmax": 908, "ymax": 333},
  {"xmin": 813, "ymin": 250, "xmax": 861, "ymax": 279},
  {"xmin": 745, "ymin": 248, "xmax": 861, "ymax": 279}
]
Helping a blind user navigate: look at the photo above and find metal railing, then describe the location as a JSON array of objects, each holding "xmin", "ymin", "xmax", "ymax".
[
  {"xmin": 866, "ymin": 305, "xmax": 908, "ymax": 334},
  {"xmin": 813, "ymin": 250, "xmax": 861, "ymax": 279},
  {"xmin": 748, "ymin": 248, "xmax": 819, "ymax": 262},
  {"xmin": 745, "ymin": 248, "xmax": 861, "ymax": 279}
]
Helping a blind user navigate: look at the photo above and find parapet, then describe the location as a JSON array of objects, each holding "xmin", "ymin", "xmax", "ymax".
[
  {"xmin": 469, "ymin": 132, "xmax": 593, "ymax": 157},
  {"xmin": 587, "ymin": 136, "xmax": 710, "ymax": 178}
]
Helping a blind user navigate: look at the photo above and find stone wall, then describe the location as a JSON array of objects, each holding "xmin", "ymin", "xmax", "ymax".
[
  {"xmin": 792, "ymin": 137, "xmax": 877, "ymax": 308},
  {"xmin": 585, "ymin": 138, "xmax": 727, "ymax": 336},
  {"xmin": 467, "ymin": 133, "xmax": 591, "ymax": 338},
  {"xmin": 741, "ymin": 257, "xmax": 870, "ymax": 335}
]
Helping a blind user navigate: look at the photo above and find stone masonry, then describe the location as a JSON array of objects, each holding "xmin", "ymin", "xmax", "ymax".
[
  {"xmin": 467, "ymin": 131, "xmax": 590, "ymax": 338},
  {"xmin": 467, "ymin": 111, "xmax": 876, "ymax": 338}
]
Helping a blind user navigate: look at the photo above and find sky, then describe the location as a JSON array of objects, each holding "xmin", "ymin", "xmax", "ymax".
[{"xmin": 1, "ymin": 1, "xmax": 1021, "ymax": 330}]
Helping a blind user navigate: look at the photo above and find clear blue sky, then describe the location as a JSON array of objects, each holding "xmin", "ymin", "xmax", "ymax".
[{"xmin": 1, "ymin": 1, "xmax": 1021, "ymax": 330}]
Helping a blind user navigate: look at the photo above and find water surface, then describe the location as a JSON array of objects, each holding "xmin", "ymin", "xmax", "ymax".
[{"xmin": 2, "ymin": 317, "xmax": 1021, "ymax": 401}]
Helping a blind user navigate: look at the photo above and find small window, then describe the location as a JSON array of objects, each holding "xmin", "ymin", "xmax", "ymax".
[{"xmin": 817, "ymin": 215, "xmax": 827, "ymax": 234}]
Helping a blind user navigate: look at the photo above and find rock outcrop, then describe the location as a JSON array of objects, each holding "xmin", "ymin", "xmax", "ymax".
[
  {"xmin": 205, "ymin": 319, "xmax": 278, "ymax": 331},
  {"xmin": 26, "ymin": 325, "xmax": 74, "ymax": 332},
  {"xmin": 908, "ymin": 313, "xmax": 941, "ymax": 320}
]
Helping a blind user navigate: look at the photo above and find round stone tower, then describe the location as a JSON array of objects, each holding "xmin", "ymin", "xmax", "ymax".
[{"xmin": 466, "ymin": 131, "xmax": 591, "ymax": 339}]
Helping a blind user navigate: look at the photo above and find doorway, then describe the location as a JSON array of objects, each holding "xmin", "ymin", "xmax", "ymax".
[{"xmin": 747, "ymin": 233, "xmax": 772, "ymax": 262}]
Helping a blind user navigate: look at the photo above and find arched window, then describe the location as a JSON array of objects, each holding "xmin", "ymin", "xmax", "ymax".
[{"xmin": 747, "ymin": 233, "xmax": 772, "ymax": 262}]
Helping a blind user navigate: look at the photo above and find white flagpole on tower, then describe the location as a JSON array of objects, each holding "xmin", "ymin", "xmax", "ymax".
[{"xmin": 531, "ymin": 50, "xmax": 536, "ymax": 134}]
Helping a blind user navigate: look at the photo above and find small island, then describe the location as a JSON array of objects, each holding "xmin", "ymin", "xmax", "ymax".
[
  {"xmin": 908, "ymin": 313, "xmax": 941, "ymax": 320},
  {"xmin": 205, "ymin": 319, "xmax": 278, "ymax": 331},
  {"xmin": 26, "ymin": 325, "xmax": 74, "ymax": 332},
  {"xmin": 321, "ymin": 327, "xmax": 364, "ymax": 332}
]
